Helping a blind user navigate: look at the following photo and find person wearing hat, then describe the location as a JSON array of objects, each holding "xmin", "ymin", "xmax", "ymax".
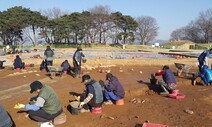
[
  {"xmin": 44, "ymin": 46, "xmax": 54, "ymax": 66},
  {"xmin": 198, "ymin": 48, "xmax": 212, "ymax": 72},
  {"xmin": 72, "ymin": 47, "xmax": 85, "ymax": 78},
  {"xmin": 78, "ymin": 74, "xmax": 103, "ymax": 113},
  {"xmin": 14, "ymin": 81, "xmax": 62, "ymax": 122},
  {"xmin": 103, "ymin": 73, "xmax": 125, "ymax": 105},
  {"xmin": 152, "ymin": 65, "xmax": 177, "ymax": 95}
]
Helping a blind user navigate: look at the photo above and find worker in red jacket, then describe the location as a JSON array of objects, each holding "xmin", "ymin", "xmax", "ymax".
[{"xmin": 152, "ymin": 65, "xmax": 177, "ymax": 95}]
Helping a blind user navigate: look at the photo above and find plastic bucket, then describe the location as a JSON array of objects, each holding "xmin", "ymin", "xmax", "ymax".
[
  {"xmin": 16, "ymin": 68, "xmax": 21, "ymax": 72},
  {"xmin": 63, "ymin": 71, "xmax": 67, "ymax": 74},
  {"xmin": 69, "ymin": 101, "xmax": 81, "ymax": 115},
  {"xmin": 115, "ymin": 99, "xmax": 124, "ymax": 106},
  {"xmin": 91, "ymin": 107, "xmax": 102, "ymax": 114}
]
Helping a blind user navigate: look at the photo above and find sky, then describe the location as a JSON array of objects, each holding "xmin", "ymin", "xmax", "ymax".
[{"xmin": 0, "ymin": 0, "xmax": 211, "ymax": 40}]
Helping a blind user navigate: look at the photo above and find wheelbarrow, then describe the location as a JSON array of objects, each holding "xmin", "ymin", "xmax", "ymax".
[{"xmin": 174, "ymin": 63, "xmax": 191, "ymax": 76}]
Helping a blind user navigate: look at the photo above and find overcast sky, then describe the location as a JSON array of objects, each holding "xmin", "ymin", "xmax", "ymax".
[{"xmin": 0, "ymin": 0, "xmax": 212, "ymax": 40}]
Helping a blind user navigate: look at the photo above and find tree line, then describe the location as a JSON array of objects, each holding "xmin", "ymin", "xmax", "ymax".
[
  {"xmin": 170, "ymin": 8, "xmax": 212, "ymax": 43},
  {"xmin": 0, "ymin": 6, "xmax": 159, "ymax": 47}
]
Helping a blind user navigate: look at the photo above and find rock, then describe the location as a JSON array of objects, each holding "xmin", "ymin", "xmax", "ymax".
[{"xmin": 184, "ymin": 109, "xmax": 194, "ymax": 114}]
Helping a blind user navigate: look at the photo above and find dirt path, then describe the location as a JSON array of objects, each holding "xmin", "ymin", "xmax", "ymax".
[{"xmin": 0, "ymin": 51, "xmax": 212, "ymax": 127}]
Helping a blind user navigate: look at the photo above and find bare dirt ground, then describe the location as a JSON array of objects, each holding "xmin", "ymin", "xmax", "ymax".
[{"xmin": 0, "ymin": 49, "xmax": 212, "ymax": 127}]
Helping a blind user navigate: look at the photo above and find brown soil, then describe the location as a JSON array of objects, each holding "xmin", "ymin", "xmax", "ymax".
[{"xmin": 0, "ymin": 50, "xmax": 212, "ymax": 127}]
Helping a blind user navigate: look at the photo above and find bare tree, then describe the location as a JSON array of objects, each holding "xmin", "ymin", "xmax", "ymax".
[
  {"xmin": 136, "ymin": 16, "xmax": 159, "ymax": 45},
  {"xmin": 88, "ymin": 5, "xmax": 113, "ymax": 43},
  {"xmin": 196, "ymin": 8, "xmax": 212, "ymax": 43},
  {"xmin": 39, "ymin": 7, "xmax": 70, "ymax": 19},
  {"xmin": 170, "ymin": 27, "xmax": 186, "ymax": 41}
]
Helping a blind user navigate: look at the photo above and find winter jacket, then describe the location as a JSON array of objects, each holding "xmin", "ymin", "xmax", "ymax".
[
  {"xmin": 108, "ymin": 77, "xmax": 125, "ymax": 99},
  {"xmin": 86, "ymin": 79, "xmax": 103, "ymax": 104},
  {"xmin": 155, "ymin": 69, "xmax": 176, "ymax": 84}
]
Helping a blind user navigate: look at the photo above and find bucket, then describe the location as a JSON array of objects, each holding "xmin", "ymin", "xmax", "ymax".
[
  {"xmin": 69, "ymin": 101, "xmax": 81, "ymax": 115},
  {"xmin": 91, "ymin": 107, "xmax": 102, "ymax": 114},
  {"xmin": 63, "ymin": 71, "xmax": 67, "ymax": 74},
  {"xmin": 115, "ymin": 99, "xmax": 124, "ymax": 106},
  {"xmin": 53, "ymin": 112, "xmax": 66, "ymax": 125},
  {"xmin": 16, "ymin": 68, "xmax": 21, "ymax": 72}
]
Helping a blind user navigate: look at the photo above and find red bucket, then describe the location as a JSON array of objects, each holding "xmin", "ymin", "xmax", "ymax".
[
  {"xmin": 16, "ymin": 68, "xmax": 21, "ymax": 72},
  {"xmin": 91, "ymin": 107, "xmax": 102, "ymax": 114},
  {"xmin": 63, "ymin": 71, "xmax": 67, "ymax": 74}
]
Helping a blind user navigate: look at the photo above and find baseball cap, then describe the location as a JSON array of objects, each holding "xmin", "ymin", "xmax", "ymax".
[
  {"xmin": 82, "ymin": 74, "xmax": 90, "ymax": 83},
  {"xmin": 106, "ymin": 73, "xmax": 113, "ymax": 80},
  {"xmin": 30, "ymin": 81, "xmax": 43, "ymax": 93}
]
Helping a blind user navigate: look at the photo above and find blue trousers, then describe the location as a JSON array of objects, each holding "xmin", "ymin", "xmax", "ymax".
[{"xmin": 104, "ymin": 85, "xmax": 121, "ymax": 101}]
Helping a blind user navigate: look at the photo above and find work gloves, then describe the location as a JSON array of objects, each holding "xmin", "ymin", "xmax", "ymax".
[
  {"xmin": 14, "ymin": 103, "xmax": 25, "ymax": 109},
  {"xmin": 79, "ymin": 102, "xmax": 85, "ymax": 108}
]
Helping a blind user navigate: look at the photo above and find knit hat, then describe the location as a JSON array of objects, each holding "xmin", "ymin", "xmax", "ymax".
[{"xmin": 30, "ymin": 81, "xmax": 43, "ymax": 93}]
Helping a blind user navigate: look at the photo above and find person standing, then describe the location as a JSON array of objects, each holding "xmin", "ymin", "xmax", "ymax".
[
  {"xmin": 198, "ymin": 48, "xmax": 212, "ymax": 71},
  {"xmin": 44, "ymin": 46, "xmax": 54, "ymax": 66},
  {"xmin": 152, "ymin": 65, "xmax": 177, "ymax": 95},
  {"xmin": 103, "ymin": 73, "xmax": 125, "ymax": 105},
  {"xmin": 78, "ymin": 74, "xmax": 103, "ymax": 113},
  {"xmin": 14, "ymin": 81, "xmax": 62, "ymax": 123},
  {"xmin": 72, "ymin": 47, "xmax": 85, "ymax": 78},
  {"xmin": 0, "ymin": 104, "xmax": 14, "ymax": 127}
]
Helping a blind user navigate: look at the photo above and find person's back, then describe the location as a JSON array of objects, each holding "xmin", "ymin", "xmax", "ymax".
[
  {"xmin": 61, "ymin": 60, "xmax": 71, "ymax": 72},
  {"xmin": 162, "ymin": 69, "xmax": 176, "ymax": 84},
  {"xmin": 38, "ymin": 85, "xmax": 62, "ymax": 114},
  {"xmin": 14, "ymin": 55, "xmax": 22, "ymax": 69},
  {"xmin": 44, "ymin": 46, "xmax": 54, "ymax": 66},
  {"xmin": 109, "ymin": 76, "xmax": 125, "ymax": 99},
  {"xmin": 0, "ymin": 104, "xmax": 13, "ymax": 127}
]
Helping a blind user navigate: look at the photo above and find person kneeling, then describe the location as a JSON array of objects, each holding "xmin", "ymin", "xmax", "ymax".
[
  {"xmin": 79, "ymin": 74, "xmax": 103, "ymax": 113},
  {"xmin": 103, "ymin": 73, "xmax": 125, "ymax": 105},
  {"xmin": 14, "ymin": 81, "xmax": 62, "ymax": 123},
  {"xmin": 152, "ymin": 65, "xmax": 177, "ymax": 95}
]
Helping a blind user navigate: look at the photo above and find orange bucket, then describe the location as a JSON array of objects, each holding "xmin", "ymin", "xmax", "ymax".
[
  {"xmin": 63, "ymin": 71, "xmax": 67, "ymax": 74},
  {"xmin": 115, "ymin": 99, "xmax": 124, "ymax": 106}
]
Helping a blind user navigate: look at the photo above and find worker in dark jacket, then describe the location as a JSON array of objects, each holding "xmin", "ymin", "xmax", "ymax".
[
  {"xmin": 13, "ymin": 55, "xmax": 24, "ymax": 69},
  {"xmin": 152, "ymin": 65, "xmax": 176, "ymax": 95},
  {"xmin": 44, "ymin": 46, "xmax": 54, "ymax": 66},
  {"xmin": 103, "ymin": 73, "xmax": 125, "ymax": 105},
  {"xmin": 61, "ymin": 60, "xmax": 71, "ymax": 72},
  {"xmin": 78, "ymin": 74, "xmax": 103, "ymax": 113},
  {"xmin": 72, "ymin": 47, "xmax": 85, "ymax": 78}
]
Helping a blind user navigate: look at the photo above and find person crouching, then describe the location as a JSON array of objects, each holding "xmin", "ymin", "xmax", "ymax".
[{"xmin": 79, "ymin": 74, "xmax": 103, "ymax": 113}]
